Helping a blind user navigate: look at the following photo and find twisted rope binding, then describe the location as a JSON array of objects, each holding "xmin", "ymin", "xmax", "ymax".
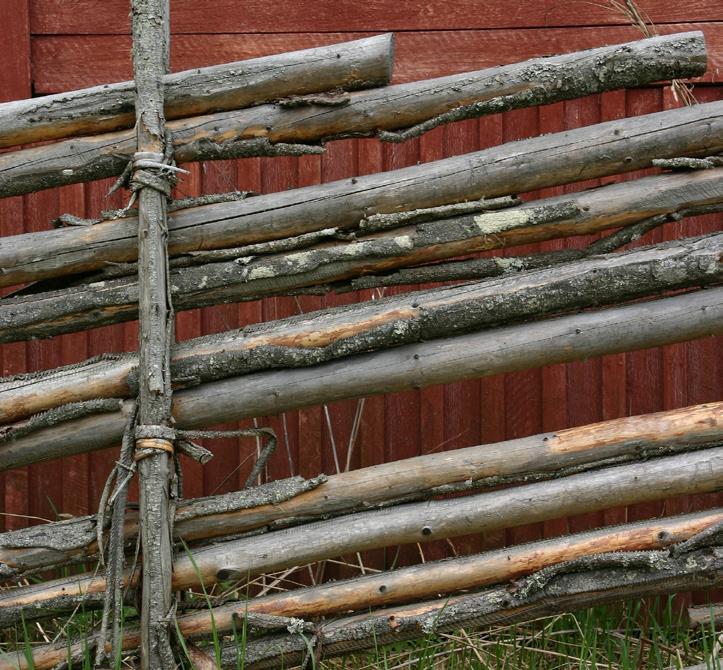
[{"xmin": 112, "ymin": 148, "xmax": 190, "ymax": 213}]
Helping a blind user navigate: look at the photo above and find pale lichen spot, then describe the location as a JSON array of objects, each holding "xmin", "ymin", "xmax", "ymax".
[{"xmin": 474, "ymin": 209, "xmax": 530, "ymax": 234}]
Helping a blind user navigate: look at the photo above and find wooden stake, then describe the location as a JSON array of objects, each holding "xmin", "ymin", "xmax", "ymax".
[{"xmin": 130, "ymin": 1, "xmax": 176, "ymax": 668}]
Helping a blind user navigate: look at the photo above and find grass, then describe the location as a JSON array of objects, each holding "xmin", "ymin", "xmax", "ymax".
[
  {"xmin": 315, "ymin": 599, "xmax": 721, "ymax": 670},
  {"xmin": 1, "ymin": 594, "xmax": 718, "ymax": 670}
]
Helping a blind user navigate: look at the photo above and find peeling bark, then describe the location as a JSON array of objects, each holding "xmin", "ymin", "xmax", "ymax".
[
  {"xmin": 215, "ymin": 547, "xmax": 723, "ymax": 669},
  {"xmin": 1, "ymin": 232, "xmax": 721, "ymax": 373},
  {"xmin": 0, "ymin": 32, "xmax": 708, "ymax": 198},
  {"xmin": 3, "ymin": 524, "xmax": 721, "ymax": 670},
  {"xmin": 1, "ymin": 447, "xmax": 721, "ymax": 625},
  {"xmin": 0, "ymin": 402, "xmax": 719, "ymax": 577},
  {"xmin": 0, "ymin": 288, "xmax": 721, "ymax": 469},
  {"xmin": 1, "ymin": 101, "xmax": 722, "ymax": 289},
  {"xmin": 0, "ymin": 35, "xmax": 393, "ymax": 149}
]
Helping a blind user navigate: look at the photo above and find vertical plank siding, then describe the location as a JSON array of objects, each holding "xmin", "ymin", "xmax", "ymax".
[{"xmin": 1, "ymin": 3, "xmax": 721, "ymax": 591}]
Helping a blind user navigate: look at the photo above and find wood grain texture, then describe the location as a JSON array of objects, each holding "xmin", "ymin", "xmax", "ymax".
[
  {"xmin": 0, "ymin": 34, "xmax": 393, "ymax": 148},
  {"xmin": 2, "ymin": 105, "xmax": 721, "ymax": 290},
  {"xmin": 1, "ymin": 289, "xmax": 721, "ymax": 471},
  {"xmin": 0, "ymin": 401, "xmax": 719, "ymax": 579},
  {"xmin": 29, "ymin": 1, "xmax": 723, "ymax": 34},
  {"xmin": 5, "ymin": 32, "xmax": 709, "ymax": 199},
  {"xmin": 1, "ymin": 2, "xmax": 721, "ymax": 569},
  {"xmin": 29, "ymin": 25, "xmax": 723, "ymax": 94}
]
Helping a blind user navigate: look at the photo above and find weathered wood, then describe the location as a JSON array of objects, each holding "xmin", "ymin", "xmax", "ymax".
[
  {"xmin": 687, "ymin": 603, "xmax": 723, "ymax": 628},
  {"xmin": 170, "ymin": 448, "xmax": 723, "ymax": 588},
  {"xmin": 1, "ymin": 447, "xmax": 720, "ymax": 625},
  {"xmin": 0, "ymin": 402, "xmax": 719, "ymax": 577},
  {"xmin": 5, "ymin": 169, "xmax": 723, "ymax": 316},
  {"xmin": 25, "ymin": 540, "xmax": 723, "ymax": 670},
  {"xmin": 214, "ymin": 547, "xmax": 723, "ymax": 669},
  {"xmin": 1, "ymin": 232, "xmax": 721, "ymax": 416},
  {"xmin": 1, "ymin": 102, "xmax": 721, "ymax": 289},
  {"xmin": 1, "ymin": 223, "xmax": 721, "ymax": 344},
  {"xmin": 174, "ymin": 511, "xmax": 723, "ymax": 630},
  {"xmin": 0, "ymin": 524, "xmax": 716, "ymax": 670},
  {"xmin": 0, "ymin": 35, "xmax": 393, "ymax": 148},
  {"xmin": 0, "ymin": 33, "xmax": 710, "ymax": 199},
  {"xmin": 13, "ymin": 172, "xmax": 723, "ymax": 291},
  {"xmin": 1, "ymin": 288, "xmax": 721, "ymax": 469},
  {"xmin": 129, "ymin": 2, "xmax": 175, "ymax": 668}
]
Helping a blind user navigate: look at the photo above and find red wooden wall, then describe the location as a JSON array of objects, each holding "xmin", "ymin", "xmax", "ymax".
[{"xmin": 1, "ymin": 1, "xmax": 721, "ymax": 585}]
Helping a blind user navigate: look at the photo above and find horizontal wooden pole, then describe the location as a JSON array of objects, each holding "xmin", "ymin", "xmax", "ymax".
[
  {"xmin": 216, "ymin": 546, "xmax": 723, "ymax": 669},
  {"xmin": 0, "ymin": 401, "xmax": 719, "ymax": 577},
  {"xmin": 6, "ymin": 169, "xmax": 723, "ymax": 295},
  {"xmin": 1, "ymin": 97, "xmax": 721, "ymax": 288},
  {"xmin": 3, "ymin": 501, "xmax": 721, "ymax": 667},
  {"xmin": 1, "ymin": 231, "xmax": 721, "ymax": 419},
  {"xmin": 1, "ymin": 446, "xmax": 720, "ymax": 623},
  {"xmin": 176, "ymin": 510, "xmax": 723, "ymax": 634},
  {"xmin": 2, "ymin": 202, "xmax": 721, "ymax": 342},
  {"xmin": 1, "ymin": 287, "xmax": 721, "ymax": 470},
  {"xmin": 171, "ymin": 448, "xmax": 723, "ymax": 588},
  {"xmin": 0, "ymin": 32, "xmax": 707, "ymax": 199},
  {"xmin": 0, "ymin": 35, "xmax": 393, "ymax": 149},
  {"xmin": 8, "ymin": 532, "xmax": 721, "ymax": 670}
]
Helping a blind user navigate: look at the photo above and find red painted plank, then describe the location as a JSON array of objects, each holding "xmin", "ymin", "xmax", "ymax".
[
  {"xmin": 0, "ymin": 0, "xmax": 30, "ymax": 532},
  {"xmin": 29, "ymin": 0, "xmax": 723, "ymax": 34},
  {"xmin": 30, "ymin": 23, "xmax": 723, "ymax": 95}
]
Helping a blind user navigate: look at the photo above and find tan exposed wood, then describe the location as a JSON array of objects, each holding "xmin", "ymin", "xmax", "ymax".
[
  {"xmin": 2, "ymin": 187, "xmax": 721, "ymax": 344},
  {"xmin": 1, "ymin": 288, "xmax": 721, "ymax": 470},
  {"xmin": 0, "ymin": 401, "xmax": 719, "ymax": 578},
  {"xmin": 3, "ymin": 511, "xmax": 720, "ymax": 670},
  {"xmin": 2, "ymin": 447, "xmax": 721, "ymax": 623}
]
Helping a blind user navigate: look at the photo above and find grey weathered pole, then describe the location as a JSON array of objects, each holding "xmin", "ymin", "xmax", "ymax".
[{"xmin": 130, "ymin": 1, "xmax": 176, "ymax": 668}]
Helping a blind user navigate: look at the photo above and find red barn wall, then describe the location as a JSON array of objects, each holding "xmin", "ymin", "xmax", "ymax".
[{"xmin": 1, "ymin": 1, "xmax": 721, "ymax": 585}]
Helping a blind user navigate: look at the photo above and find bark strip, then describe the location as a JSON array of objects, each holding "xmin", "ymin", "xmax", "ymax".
[
  {"xmin": 0, "ymin": 288, "xmax": 721, "ymax": 469},
  {"xmin": 129, "ymin": 2, "xmax": 176, "ymax": 668},
  {"xmin": 1, "ymin": 102, "xmax": 721, "ymax": 288},
  {"xmin": 0, "ymin": 33, "xmax": 713, "ymax": 199},
  {"xmin": 0, "ymin": 401, "xmax": 719, "ymax": 577},
  {"xmin": 0, "ymin": 35, "xmax": 394, "ymax": 149},
  {"xmin": 1, "ymin": 231, "xmax": 722, "ymax": 417}
]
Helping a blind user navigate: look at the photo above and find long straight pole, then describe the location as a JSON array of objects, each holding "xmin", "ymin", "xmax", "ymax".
[{"xmin": 130, "ymin": 1, "xmax": 176, "ymax": 668}]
